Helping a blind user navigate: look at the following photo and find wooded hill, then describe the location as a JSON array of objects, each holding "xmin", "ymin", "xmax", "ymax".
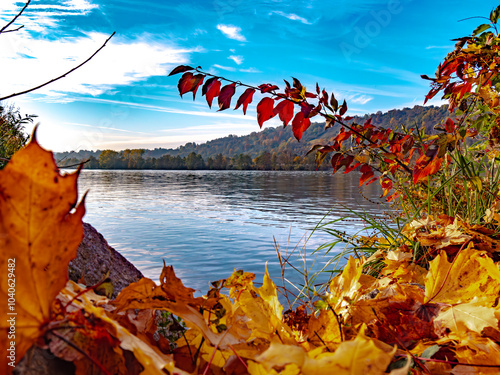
[{"xmin": 56, "ymin": 104, "xmax": 449, "ymax": 169}]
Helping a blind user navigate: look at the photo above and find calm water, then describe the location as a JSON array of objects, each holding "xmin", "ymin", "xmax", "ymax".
[{"xmin": 75, "ymin": 170, "xmax": 389, "ymax": 294}]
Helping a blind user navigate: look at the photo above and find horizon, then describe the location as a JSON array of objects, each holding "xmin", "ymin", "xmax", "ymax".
[
  {"xmin": 0, "ymin": 0, "xmax": 496, "ymax": 152},
  {"xmin": 55, "ymin": 103, "xmax": 447, "ymax": 154}
]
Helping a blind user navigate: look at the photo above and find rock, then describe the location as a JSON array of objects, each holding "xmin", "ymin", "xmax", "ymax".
[
  {"xmin": 68, "ymin": 222, "xmax": 144, "ymax": 298},
  {"xmin": 15, "ymin": 223, "xmax": 144, "ymax": 374}
]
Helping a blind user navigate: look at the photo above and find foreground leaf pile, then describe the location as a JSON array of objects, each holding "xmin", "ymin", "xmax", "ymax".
[{"xmin": 2, "ymin": 135, "xmax": 500, "ymax": 374}]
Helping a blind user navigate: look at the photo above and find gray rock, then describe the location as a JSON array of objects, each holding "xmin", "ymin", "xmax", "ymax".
[
  {"xmin": 15, "ymin": 223, "xmax": 143, "ymax": 374},
  {"xmin": 68, "ymin": 222, "xmax": 144, "ymax": 298}
]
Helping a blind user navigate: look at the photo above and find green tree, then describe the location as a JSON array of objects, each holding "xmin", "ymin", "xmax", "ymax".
[
  {"xmin": 0, "ymin": 105, "xmax": 36, "ymax": 168},
  {"xmin": 99, "ymin": 150, "xmax": 123, "ymax": 169},
  {"xmin": 185, "ymin": 152, "xmax": 205, "ymax": 170}
]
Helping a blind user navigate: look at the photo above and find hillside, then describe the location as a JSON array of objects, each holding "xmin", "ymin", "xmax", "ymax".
[{"xmin": 56, "ymin": 104, "xmax": 450, "ymax": 169}]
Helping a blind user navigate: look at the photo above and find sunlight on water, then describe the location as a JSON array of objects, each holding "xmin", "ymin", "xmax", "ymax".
[{"xmin": 76, "ymin": 170, "xmax": 391, "ymax": 295}]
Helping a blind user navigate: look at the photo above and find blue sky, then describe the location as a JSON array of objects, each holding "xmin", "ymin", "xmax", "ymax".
[{"xmin": 0, "ymin": 0, "xmax": 497, "ymax": 152}]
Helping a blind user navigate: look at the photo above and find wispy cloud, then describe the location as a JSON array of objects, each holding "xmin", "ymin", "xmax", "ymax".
[
  {"xmin": 213, "ymin": 64, "xmax": 236, "ymax": 72},
  {"xmin": 426, "ymin": 45, "xmax": 454, "ymax": 50},
  {"xmin": 64, "ymin": 122, "xmax": 152, "ymax": 135},
  {"xmin": 76, "ymin": 97, "xmax": 254, "ymax": 120},
  {"xmin": 270, "ymin": 11, "xmax": 311, "ymax": 25},
  {"xmin": 0, "ymin": 0, "xmax": 99, "ymax": 33},
  {"xmin": 228, "ymin": 55, "xmax": 243, "ymax": 65},
  {"xmin": 345, "ymin": 94, "xmax": 373, "ymax": 105},
  {"xmin": 0, "ymin": 31, "xmax": 197, "ymax": 101},
  {"xmin": 239, "ymin": 67, "xmax": 261, "ymax": 73},
  {"xmin": 216, "ymin": 24, "xmax": 246, "ymax": 42}
]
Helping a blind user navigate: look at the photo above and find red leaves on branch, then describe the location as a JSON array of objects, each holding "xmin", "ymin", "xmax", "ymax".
[
  {"xmin": 218, "ymin": 83, "xmax": 236, "ymax": 111},
  {"xmin": 202, "ymin": 77, "xmax": 221, "ymax": 108},
  {"xmin": 256, "ymin": 97, "xmax": 275, "ymax": 127},
  {"xmin": 292, "ymin": 111, "xmax": 311, "ymax": 141},
  {"xmin": 273, "ymin": 100, "xmax": 294, "ymax": 127},
  {"xmin": 234, "ymin": 88, "xmax": 255, "ymax": 115}
]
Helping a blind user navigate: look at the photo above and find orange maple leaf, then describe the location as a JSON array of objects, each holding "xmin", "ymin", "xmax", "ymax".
[{"xmin": 0, "ymin": 131, "xmax": 85, "ymax": 372}]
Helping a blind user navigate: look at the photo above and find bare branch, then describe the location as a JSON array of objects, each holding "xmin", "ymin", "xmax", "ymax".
[
  {"xmin": 0, "ymin": 0, "xmax": 30, "ymax": 34},
  {"xmin": 1, "ymin": 25, "xmax": 24, "ymax": 34},
  {"xmin": 0, "ymin": 32, "xmax": 116, "ymax": 101}
]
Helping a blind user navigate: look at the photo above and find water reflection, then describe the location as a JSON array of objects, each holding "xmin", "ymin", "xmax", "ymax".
[{"xmin": 76, "ymin": 170, "xmax": 391, "ymax": 294}]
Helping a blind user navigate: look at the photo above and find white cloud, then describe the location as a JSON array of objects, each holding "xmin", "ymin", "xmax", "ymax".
[
  {"xmin": 270, "ymin": 11, "xmax": 311, "ymax": 25},
  {"xmin": 426, "ymin": 45, "xmax": 453, "ymax": 50},
  {"xmin": 216, "ymin": 24, "xmax": 246, "ymax": 42},
  {"xmin": 346, "ymin": 94, "xmax": 373, "ymax": 105},
  {"xmin": 0, "ymin": 31, "xmax": 197, "ymax": 101},
  {"xmin": 76, "ymin": 97, "xmax": 254, "ymax": 120},
  {"xmin": 213, "ymin": 64, "xmax": 236, "ymax": 72},
  {"xmin": 228, "ymin": 55, "xmax": 243, "ymax": 65},
  {"xmin": 239, "ymin": 67, "xmax": 261, "ymax": 73},
  {"xmin": 0, "ymin": 0, "xmax": 99, "ymax": 33}
]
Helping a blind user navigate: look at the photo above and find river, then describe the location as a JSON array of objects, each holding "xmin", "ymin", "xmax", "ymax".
[{"xmin": 76, "ymin": 169, "xmax": 391, "ymax": 298}]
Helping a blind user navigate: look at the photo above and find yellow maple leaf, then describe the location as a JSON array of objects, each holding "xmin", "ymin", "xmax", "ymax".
[
  {"xmin": 253, "ymin": 326, "xmax": 396, "ymax": 375},
  {"xmin": 424, "ymin": 244, "xmax": 500, "ymax": 304},
  {"xmin": 435, "ymin": 299, "xmax": 499, "ymax": 338},
  {"xmin": 0, "ymin": 133, "xmax": 85, "ymax": 372}
]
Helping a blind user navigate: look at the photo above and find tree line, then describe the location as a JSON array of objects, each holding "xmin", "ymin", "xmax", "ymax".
[{"xmin": 59, "ymin": 149, "xmax": 328, "ymax": 171}]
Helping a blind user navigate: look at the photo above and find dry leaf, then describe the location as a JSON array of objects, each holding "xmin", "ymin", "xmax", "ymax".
[{"xmin": 0, "ymin": 132, "xmax": 85, "ymax": 372}]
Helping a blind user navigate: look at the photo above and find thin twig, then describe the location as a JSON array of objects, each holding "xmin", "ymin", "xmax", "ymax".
[
  {"xmin": 326, "ymin": 303, "xmax": 344, "ymax": 342},
  {"xmin": 0, "ymin": 0, "xmax": 30, "ymax": 34},
  {"xmin": 58, "ymin": 159, "xmax": 90, "ymax": 169},
  {"xmin": 1, "ymin": 25, "xmax": 24, "ymax": 34},
  {"xmin": 0, "ymin": 32, "xmax": 116, "ymax": 101}
]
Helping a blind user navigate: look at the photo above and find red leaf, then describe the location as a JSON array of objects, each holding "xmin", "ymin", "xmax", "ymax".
[
  {"xmin": 359, "ymin": 165, "xmax": 374, "ymax": 187},
  {"xmin": 235, "ymin": 88, "xmax": 255, "ymax": 115},
  {"xmin": 380, "ymin": 178, "xmax": 393, "ymax": 198},
  {"xmin": 292, "ymin": 111, "xmax": 311, "ymax": 141},
  {"xmin": 218, "ymin": 83, "xmax": 236, "ymax": 111},
  {"xmin": 258, "ymin": 84, "xmax": 279, "ymax": 93},
  {"xmin": 300, "ymin": 102, "xmax": 315, "ymax": 118},
  {"xmin": 344, "ymin": 161, "xmax": 360, "ymax": 174},
  {"xmin": 168, "ymin": 65, "xmax": 194, "ymax": 76},
  {"xmin": 177, "ymin": 73, "xmax": 204, "ymax": 99},
  {"xmin": 256, "ymin": 97, "xmax": 275, "ymax": 127},
  {"xmin": 190, "ymin": 74, "xmax": 205, "ymax": 100},
  {"xmin": 292, "ymin": 77, "xmax": 303, "ymax": 90},
  {"xmin": 273, "ymin": 100, "xmax": 294, "ymax": 127},
  {"xmin": 331, "ymin": 153, "xmax": 343, "ymax": 173},
  {"xmin": 202, "ymin": 78, "xmax": 221, "ymax": 109},
  {"xmin": 412, "ymin": 144, "xmax": 443, "ymax": 184},
  {"xmin": 177, "ymin": 72, "xmax": 194, "ymax": 97},
  {"xmin": 335, "ymin": 129, "xmax": 351, "ymax": 143},
  {"xmin": 305, "ymin": 92, "xmax": 317, "ymax": 98},
  {"xmin": 339, "ymin": 99, "xmax": 348, "ymax": 116},
  {"xmin": 445, "ymin": 118, "xmax": 455, "ymax": 133}
]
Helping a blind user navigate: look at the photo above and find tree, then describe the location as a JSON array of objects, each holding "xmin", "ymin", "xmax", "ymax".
[
  {"xmin": 185, "ymin": 152, "xmax": 204, "ymax": 170},
  {"xmin": 99, "ymin": 150, "xmax": 123, "ymax": 169},
  {"xmin": 0, "ymin": 105, "xmax": 36, "ymax": 168}
]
